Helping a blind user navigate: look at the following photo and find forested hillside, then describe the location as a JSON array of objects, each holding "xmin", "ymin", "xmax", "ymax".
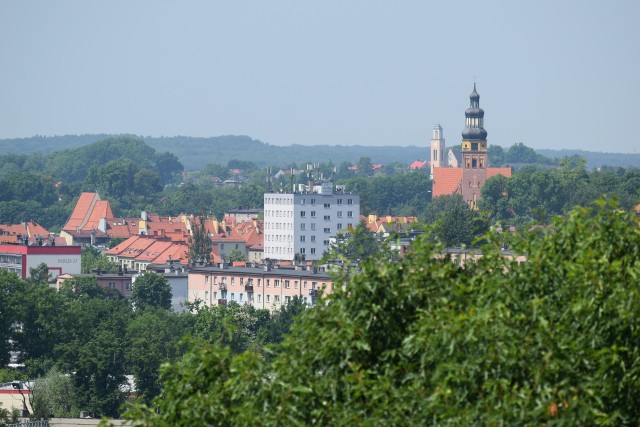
[{"xmin": 2, "ymin": 134, "xmax": 640, "ymax": 170}]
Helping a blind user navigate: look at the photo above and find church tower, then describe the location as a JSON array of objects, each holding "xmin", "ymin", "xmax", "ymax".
[
  {"xmin": 432, "ymin": 84, "xmax": 511, "ymax": 202},
  {"xmin": 461, "ymin": 84, "xmax": 489, "ymax": 209},
  {"xmin": 430, "ymin": 124, "xmax": 445, "ymax": 177}
]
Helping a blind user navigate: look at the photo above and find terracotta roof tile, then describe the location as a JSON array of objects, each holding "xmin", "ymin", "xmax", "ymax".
[
  {"xmin": 433, "ymin": 168, "xmax": 463, "ymax": 197},
  {"xmin": 153, "ymin": 243, "xmax": 189, "ymax": 265},
  {"xmin": 83, "ymin": 201, "xmax": 114, "ymax": 230},
  {"xmin": 64, "ymin": 192, "xmax": 100, "ymax": 231}
]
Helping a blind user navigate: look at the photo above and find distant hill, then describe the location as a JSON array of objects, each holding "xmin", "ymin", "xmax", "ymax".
[
  {"xmin": 1, "ymin": 134, "xmax": 638, "ymax": 171},
  {"xmin": 536, "ymin": 149, "xmax": 640, "ymax": 170}
]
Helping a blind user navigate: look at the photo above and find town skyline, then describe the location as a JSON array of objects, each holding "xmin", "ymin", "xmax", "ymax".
[{"xmin": 1, "ymin": 1, "xmax": 638, "ymax": 153}]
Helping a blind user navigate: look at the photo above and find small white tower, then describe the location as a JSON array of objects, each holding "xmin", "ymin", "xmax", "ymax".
[{"xmin": 430, "ymin": 124, "xmax": 445, "ymax": 177}]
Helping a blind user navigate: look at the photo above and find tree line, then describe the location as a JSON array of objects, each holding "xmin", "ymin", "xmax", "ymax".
[
  {"xmin": 0, "ymin": 270, "xmax": 305, "ymax": 420},
  {"xmin": 116, "ymin": 200, "xmax": 640, "ymax": 425}
]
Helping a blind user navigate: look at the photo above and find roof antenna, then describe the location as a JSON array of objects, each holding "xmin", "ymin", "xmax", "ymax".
[{"xmin": 266, "ymin": 166, "xmax": 273, "ymax": 192}]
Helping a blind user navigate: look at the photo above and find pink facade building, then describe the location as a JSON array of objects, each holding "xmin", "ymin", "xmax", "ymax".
[{"xmin": 188, "ymin": 265, "xmax": 333, "ymax": 310}]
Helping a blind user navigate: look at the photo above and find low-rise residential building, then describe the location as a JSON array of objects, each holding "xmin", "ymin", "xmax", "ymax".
[
  {"xmin": 188, "ymin": 265, "xmax": 333, "ymax": 311},
  {"xmin": 106, "ymin": 235, "xmax": 189, "ymax": 272},
  {"xmin": 0, "ymin": 243, "xmax": 81, "ymax": 279}
]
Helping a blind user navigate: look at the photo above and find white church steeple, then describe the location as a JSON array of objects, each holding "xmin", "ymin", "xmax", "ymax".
[{"xmin": 430, "ymin": 124, "xmax": 445, "ymax": 177}]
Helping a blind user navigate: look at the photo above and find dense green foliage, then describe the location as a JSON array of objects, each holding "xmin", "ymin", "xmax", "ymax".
[
  {"xmin": 124, "ymin": 200, "xmax": 640, "ymax": 425},
  {"xmin": 422, "ymin": 194, "xmax": 490, "ymax": 247},
  {"xmin": 3, "ymin": 134, "xmax": 640, "ymax": 170},
  {"xmin": 0, "ymin": 272, "xmax": 307, "ymax": 419},
  {"xmin": 337, "ymin": 170, "xmax": 432, "ymax": 216},
  {"xmin": 480, "ymin": 160, "xmax": 640, "ymax": 226},
  {"xmin": 81, "ymin": 246, "xmax": 118, "ymax": 274},
  {"xmin": 0, "ymin": 136, "xmax": 183, "ymax": 224},
  {"xmin": 131, "ymin": 272, "xmax": 172, "ymax": 312}
]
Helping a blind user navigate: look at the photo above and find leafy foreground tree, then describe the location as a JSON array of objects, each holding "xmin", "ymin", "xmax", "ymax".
[
  {"xmin": 131, "ymin": 272, "xmax": 172, "ymax": 312},
  {"xmin": 30, "ymin": 367, "xmax": 78, "ymax": 419},
  {"xmin": 123, "ymin": 199, "xmax": 640, "ymax": 426}
]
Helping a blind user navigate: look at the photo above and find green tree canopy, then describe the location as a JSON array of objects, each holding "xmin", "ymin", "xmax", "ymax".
[
  {"xmin": 126, "ymin": 199, "xmax": 640, "ymax": 426},
  {"xmin": 132, "ymin": 272, "xmax": 172, "ymax": 312},
  {"xmin": 188, "ymin": 214, "xmax": 213, "ymax": 265}
]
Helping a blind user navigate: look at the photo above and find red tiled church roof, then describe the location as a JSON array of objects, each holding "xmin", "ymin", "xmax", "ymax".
[
  {"xmin": 64, "ymin": 192, "xmax": 100, "ymax": 231},
  {"xmin": 432, "ymin": 168, "xmax": 463, "ymax": 197}
]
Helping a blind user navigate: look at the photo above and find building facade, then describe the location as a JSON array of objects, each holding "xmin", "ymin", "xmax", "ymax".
[
  {"xmin": 263, "ymin": 182, "xmax": 360, "ymax": 261},
  {"xmin": 188, "ymin": 265, "xmax": 333, "ymax": 311},
  {"xmin": 0, "ymin": 244, "xmax": 81, "ymax": 279}
]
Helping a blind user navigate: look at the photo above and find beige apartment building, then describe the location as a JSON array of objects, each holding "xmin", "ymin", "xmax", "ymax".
[{"xmin": 188, "ymin": 265, "xmax": 333, "ymax": 311}]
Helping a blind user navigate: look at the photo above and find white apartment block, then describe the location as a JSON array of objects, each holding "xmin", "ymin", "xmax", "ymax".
[{"xmin": 264, "ymin": 182, "xmax": 360, "ymax": 261}]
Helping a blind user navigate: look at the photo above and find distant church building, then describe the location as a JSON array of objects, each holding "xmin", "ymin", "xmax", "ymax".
[
  {"xmin": 429, "ymin": 124, "xmax": 445, "ymax": 177},
  {"xmin": 432, "ymin": 84, "xmax": 512, "ymax": 209}
]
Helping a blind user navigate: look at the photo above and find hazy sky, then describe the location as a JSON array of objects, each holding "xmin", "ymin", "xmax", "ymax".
[{"xmin": 1, "ymin": 1, "xmax": 638, "ymax": 152}]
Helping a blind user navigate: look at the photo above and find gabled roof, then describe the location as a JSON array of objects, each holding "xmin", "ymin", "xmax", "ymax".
[
  {"xmin": 83, "ymin": 201, "xmax": 115, "ymax": 230},
  {"xmin": 433, "ymin": 168, "xmax": 463, "ymax": 197},
  {"xmin": 105, "ymin": 219, "xmax": 139, "ymax": 238},
  {"xmin": 107, "ymin": 235, "xmax": 144, "ymax": 256},
  {"xmin": 0, "ymin": 221, "xmax": 50, "ymax": 237},
  {"xmin": 135, "ymin": 240, "xmax": 176, "ymax": 262},
  {"xmin": 64, "ymin": 192, "xmax": 100, "ymax": 231},
  {"xmin": 153, "ymin": 243, "xmax": 189, "ymax": 265},
  {"xmin": 409, "ymin": 160, "xmax": 428, "ymax": 169}
]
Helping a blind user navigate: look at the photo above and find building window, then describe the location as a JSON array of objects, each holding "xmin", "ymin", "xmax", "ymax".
[
  {"xmin": 304, "ymin": 281, "xmax": 307, "ymax": 289},
  {"xmin": 337, "ymin": 223, "xmax": 343, "ymax": 230},
  {"xmin": 300, "ymin": 236, "xmax": 306, "ymax": 242},
  {"xmin": 311, "ymin": 211, "xmax": 316, "ymax": 218},
  {"xmin": 347, "ymin": 199, "xmax": 353, "ymax": 205},
  {"xmin": 337, "ymin": 198, "xmax": 343, "ymax": 205},
  {"xmin": 324, "ymin": 203, "xmax": 330, "ymax": 208},
  {"xmin": 301, "ymin": 199, "xmax": 306, "ymax": 205},
  {"xmin": 311, "ymin": 248, "xmax": 316, "ymax": 254},
  {"xmin": 301, "ymin": 223, "xmax": 306, "ymax": 230},
  {"xmin": 266, "ymin": 295, "xmax": 270, "ymax": 302},
  {"xmin": 294, "ymin": 280, "xmax": 298, "ymax": 289},
  {"xmin": 347, "ymin": 211, "xmax": 353, "ymax": 218},
  {"xmin": 300, "ymin": 248, "xmax": 306, "ymax": 254},
  {"xmin": 285, "ymin": 296, "xmax": 291, "ymax": 304},
  {"xmin": 274, "ymin": 280, "xmax": 280, "ymax": 288},
  {"xmin": 324, "ymin": 228, "xmax": 330, "ymax": 233},
  {"xmin": 301, "ymin": 211, "xmax": 306, "ymax": 217},
  {"xmin": 311, "ymin": 223, "xmax": 316, "ymax": 230},
  {"xmin": 126, "ymin": 283, "xmax": 131, "ymax": 291},
  {"xmin": 258, "ymin": 279, "xmax": 261, "ymax": 287},
  {"xmin": 231, "ymin": 293, "xmax": 235, "ymax": 301},
  {"xmin": 109, "ymin": 282, "xmax": 116, "ymax": 289},
  {"xmin": 205, "ymin": 291, "xmax": 209, "ymax": 300},
  {"xmin": 323, "ymin": 215, "xmax": 331, "ymax": 221},
  {"xmin": 311, "ymin": 235, "xmax": 316, "ymax": 242},
  {"xmin": 311, "ymin": 198, "xmax": 316, "ymax": 205},
  {"xmin": 275, "ymin": 295, "xmax": 280, "ymax": 303},
  {"xmin": 240, "ymin": 278, "xmax": 244, "ymax": 285},
  {"xmin": 323, "ymin": 240, "xmax": 330, "ymax": 246},
  {"xmin": 231, "ymin": 278, "xmax": 235, "ymax": 286},
  {"xmin": 258, "ymin": 294, "xmax": 262, "ymax": 302},
  {"xmin": 205, "ymin": 276, "xmax": 209, "ymax": 284},
  {"xmin": 267, "ymin": 279, "xmax": 270, "ymax": 287},
  {"xmin": 337, "ymin": 211, "xmax": 343, "ymax": 218},
  {"xmin": 239, "ymin": 293, "xmax": 243, "ymax": 302},
  {"xmin": 285, "ymin": 280, "xmax": 290, "ymax": 288}
]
